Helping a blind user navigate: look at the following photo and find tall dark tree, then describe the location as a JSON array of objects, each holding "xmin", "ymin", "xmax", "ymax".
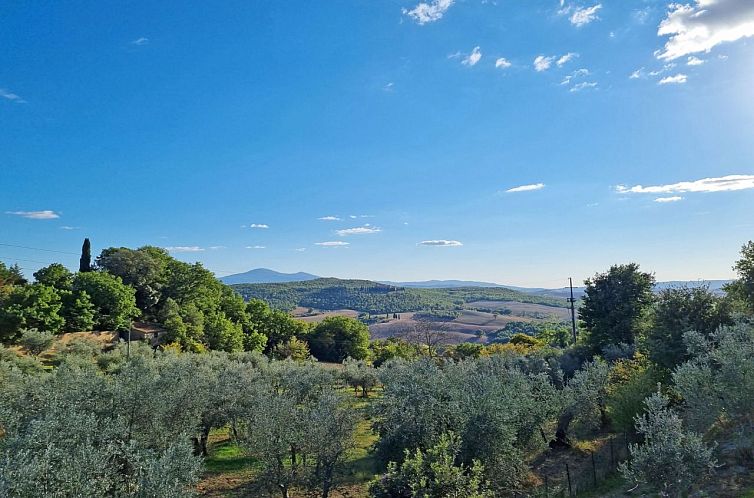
[
  {"xmin": 580, "ymin": 263, "xmax": 655, "ymax": 354},
  {"xmin": 79, "ymin": 238, "xmax": 92, "ymax": 273}
]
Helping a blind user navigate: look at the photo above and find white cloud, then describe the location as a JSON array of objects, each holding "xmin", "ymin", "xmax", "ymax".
[
  {"xmin": 657, "ymin": 0, "xmax": 754, "ymax": 60},
  {"xmin": 495, "ymin": 57, "xmax": 512, "ymax": 69},
  {"xmin": 59, "ymin": 226, "xmax": 80, "ymax": 230},
  {"xmin": 630, "ymin": 68, "xmax": 644, "ymax": 79},
  {"xmin": 383, "ymin": 82, "xmax": 395, "ymax": 91},
  {"xmin": 403, "ymin": 0, "xmax": 454, "ymax": 25},
  {"xmin": 5, "ymin": 210, "xmax": 60, "ymax": 219},
  {"xmin": 462, "ymin": 46, "xmax": 482, "ymax": 66},
  {"xmin": 0, "ymin": 88, "xmax": 26, "ymax": 103},
  {"xmin": 616, "ymin": 175, "xmax": 754, "ymax": 194},
  {"xmin": 245, "ymin": 245, "xmax": 266, "ymax": 249},
  {"xmin": 318, "ymin": 216, "xmax": 341, "ymax": 221},
  {"xmin": 130, "ymin": 37, "xmax": 149, "ymax": 46},
  {"xmin": 419, "ymin": 240, "xmax": 463, "ymax": 247},
  {"xmin": 349, "ymin": 215, "xmax": 357, "ymax": 219},
  {"xmin": 315, "ymin": 241, "xmax": 350, "ymax": 247},
  {"xmin": 249, "ymin": 223, "xmax": 269, "ymax": 229},
  {"xmin": 165, "ymin": 246, "xmax": 205, "ymax": 252},
  {"xmin": 533, "ymin": 55, "xmax": 555, "ymax": 72},
  {"xmin": 505, "ymin": 183, "xmax": 545, "ymax": 193},
  {"xmin": 209, "ymin": 245, "xmax": 226, "ymax": 250},
  {"xmin": 569, "ymin": 4, "xmax": 602, "ymax": 27},
  {"xmin": 658, "ymin": 73, "xmax": 687, "ymax": 85},
  {"xmin": 336, "ymin": 226, "xmax": 382, "ymax": 236},
  {"xmin": 654, "ymin": 196, "xmax": 684, "ymax": 203},
  {"xmin": 557, "ymin": 52, "xmax": 578, "ymax": 66},
  {"xmin": 570, "ymin": 81, "xmax": 597, "ymax": 92},
  {"xmin": 295, "ymin": 248, "xmax": 306, "ymax": 252},
  {"xmin": 687, "ymin": 56, "xmax": 705, "ymax": 66}
]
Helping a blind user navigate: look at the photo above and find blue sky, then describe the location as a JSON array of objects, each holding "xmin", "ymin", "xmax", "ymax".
[{"xmin": 2, "ymin": 0, "xmax": 754, "ymax": 287}]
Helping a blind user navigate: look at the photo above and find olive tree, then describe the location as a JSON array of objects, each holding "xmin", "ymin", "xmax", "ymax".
[{"xmin": 620, "ymin": 392, "xmax": 715, "ymax": 497}]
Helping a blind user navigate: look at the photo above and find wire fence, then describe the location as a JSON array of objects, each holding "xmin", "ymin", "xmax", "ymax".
[{"xmin": 519, "ymin": 432, "xmax": 637, "ymax": 497}]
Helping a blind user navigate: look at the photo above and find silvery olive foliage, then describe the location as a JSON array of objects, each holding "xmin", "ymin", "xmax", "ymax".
[
  {"xmin": 235, "ymin": 360, "xmax": 358, "ymax": 498},
  {"xmin": 0, "ymin": 358, "xmax": 202, "ymax": 497},
  {"xmin": 620, "ymin": 392, "xmax": 715, "ymax": 497},
  {"xmin": 373, "ymin": 356, "xmax": 560, "ymax": 493},
  {"xmin": 369, "ymin": 432, "xmax": 492, "ymax": 498},
  {"xmin": 672, "ymin": 323, "xmax": 754, "ymax": 432}
]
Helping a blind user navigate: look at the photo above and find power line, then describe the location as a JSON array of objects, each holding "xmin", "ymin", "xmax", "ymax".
[
  {"xmin": 0, "ymin": 242, "xmax": 79, "ymax": 255},
  {"xmin": 0, "ymin": 255, "xmax": 57, "ymax": 265}
]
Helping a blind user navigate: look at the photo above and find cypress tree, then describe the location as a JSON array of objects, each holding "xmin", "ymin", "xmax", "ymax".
[{"xmin": 79, "ymin": 238, "xmax": 92, "ymax": 273}]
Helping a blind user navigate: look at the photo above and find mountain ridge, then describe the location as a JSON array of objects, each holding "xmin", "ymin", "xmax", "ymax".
[{"xmin": 220, "ymin": 268, "xmax": 731, "ymax": 296}]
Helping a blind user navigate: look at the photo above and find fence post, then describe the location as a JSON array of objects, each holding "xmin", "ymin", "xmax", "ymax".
[
  {"xmin": 591, "ymin": 451, "xmax": 597, "ymax": 487},
  {"xmin": 566, "ymin": 462, "xmax": 573, "ymax": 498}
]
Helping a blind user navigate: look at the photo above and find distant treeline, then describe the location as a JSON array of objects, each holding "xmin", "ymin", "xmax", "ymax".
[{"xmin": 231, "ymin": 278, "xmax": 568, "ymax": 313}]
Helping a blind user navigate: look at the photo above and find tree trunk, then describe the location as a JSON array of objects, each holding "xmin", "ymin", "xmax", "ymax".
[{"xmin": 550, "ymin": 412, "xmax": 573, "ymax": 449}]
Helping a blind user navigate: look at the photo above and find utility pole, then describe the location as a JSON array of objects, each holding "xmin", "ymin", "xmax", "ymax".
[{"xmin": 568, "ymin": 277, "xmax": 577, "ymax": 345}]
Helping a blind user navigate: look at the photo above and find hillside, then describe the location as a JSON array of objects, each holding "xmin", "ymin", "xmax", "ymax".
[
  {"xmin": 231, "ymin": 277, "xmax": 568, "ymax": 314},
  {"xmin": 219, "ymin": 268, "xmax": 320, "ymax": 284}
]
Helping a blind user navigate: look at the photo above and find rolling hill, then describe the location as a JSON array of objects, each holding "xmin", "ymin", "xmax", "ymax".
[{"xmin": 231, "ymin": 277, "xmax": 568, "ymax": 314}]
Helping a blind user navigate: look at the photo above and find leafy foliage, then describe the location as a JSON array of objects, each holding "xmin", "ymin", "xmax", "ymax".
[
  {"xmin": 369, "ymin": 432, "xmax": 492, "ymax": 498},
  {"xmin": 620, "ymin": 392, "xmax": 715, "ymax": 497},
  {"xmin": 308, "ymin": 316, "xmax": 370, "ymax": 362},
  {"xmin": 646, "ymin": 285, "xmax": 732, "ymax": 371},
  {"xmin": 73, "ymin": 272, "xmax": 140, "ymax": 331},
  {"xmin": 580, "ymin": 263, "xmax": 655, "ymax": 353}
]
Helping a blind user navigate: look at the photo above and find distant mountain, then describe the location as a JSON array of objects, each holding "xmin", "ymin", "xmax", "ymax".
[
  {"xmin": 516, "ymin": 279, "xmax": 732, "ymax": 299},
  {"xmin": 219, "ymin": 268, "xmax": 320, "ymax": 285},
  {"xmin": 380, "ymin": 279, "xmax": 509, "ymax": 289}
]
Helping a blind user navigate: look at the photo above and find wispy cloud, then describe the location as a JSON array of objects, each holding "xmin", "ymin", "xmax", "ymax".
[
  {"xmin": 403, "ymin": 0, "xmax": 454, "ymax": 25},
  {"xmin": 629, "ymin": 68, "xmax": 644, "ymax": 79},
  {"xmin": 419, "ymin": 240, "xmax": 463, "ymax": 247},
  {"xmin": 315, "ymin": 241, "xmax": 350, "ymax": 247},
  {"xmin": 505, "ymin": 183, "xmax": 545, "ymax": 193},
  {"xmin": 462, "ymin": 46, "xmax": 482, "ymax": 66},
  {"xmin": 59, "ymin": 226, "xmax": 80, "ymax": 230},
  {"xmin": 336, "ymin": 226, "xmax": 382, "ymax": 236},
  {"xmin": 616, "ymin": 175, "xmax": 754, "ymax": 194},
  {"xmin": 245, "ymin": 245, "xmax": 266, "ymax": 249},
  {"xmin": 533, "ymin": 55, "xmax": 556, "ymax": 72},
  {"xmin": 209, "ymin": 245, "xmax": 226, "ymax": 250},
  {"xmin": 6, "ymin": 210, "xmax": 60, "ymax": 219},
  {"xmin": 295, "ymin": 247, "xmax": 307, "ymax": 252},
  {"xmin": 657, "ymin": 1, "xmax": 754, "ymax": 60},
  {"xmin": 658, "ymin": 73, "xmax": 687, "ymax": 85},
  {"xmin": 130, "ymin": 37, "xmax": 149, "ymax": 46},
  {"xmin": 568, "ymin": 4, "xmax": 602, "ymax": 27},
  {"xmin": 557, "ymin": 52, "xmax": 578, "ymax": 67},
  {"xmin": 383, "ymin": 82, "xmax": 395, "ymax": 92},
  {"xmin": 570, "ymin": 81, "xmax": 597, "ymax": 92},
  {"xmin": 249, "ymin": 223, "xmax": 269, "ymax": 229},
  {"xmin": 495, "ymin": 57, "xmax": 512, "ymax": 69},
  {"xmin": 686, "ymin": 56, "xmax": 705, "ymax": 66},
  {"xmin": 318, "ymin": 216, "xmax": 341, "ymax": 221},
  {"xmin": 654, "ymin": 196, "xmax": 684, "ymax": 203},
  {"xmin": 0, "ymin": 88, "xmax": 27, "ymax": 104},
  {"xmin": 165, "ymin": 246, "xmax": 205, "ymax": 252}
]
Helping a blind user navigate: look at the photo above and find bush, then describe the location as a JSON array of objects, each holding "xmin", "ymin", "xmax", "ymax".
[
  {"xmin": 17, "ymin": 329, "xmax": 55, "ymax": 357},
  {"xmin": 369, "ymin": 432, "xmax": 492, "ymax": 498},
  {"xmin": 620, "ymin": 392, "xmax": 715, "ymax": 496}
]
